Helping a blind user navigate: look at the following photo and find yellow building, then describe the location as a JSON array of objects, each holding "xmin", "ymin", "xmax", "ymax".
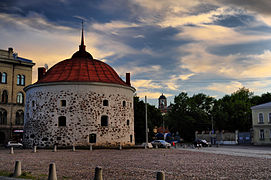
[
  {"xmin": 251, "ymin": 102, "xmax": 271, "ymax": 145},
  {"xmin": 0, "ymin": 48, "xmax": 35, "ymax": 144}
]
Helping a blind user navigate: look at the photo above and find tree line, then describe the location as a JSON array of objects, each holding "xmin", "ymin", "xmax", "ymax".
[{"xmin": 134, "ymin": 88, "xmax": 271, "ymax": 143}]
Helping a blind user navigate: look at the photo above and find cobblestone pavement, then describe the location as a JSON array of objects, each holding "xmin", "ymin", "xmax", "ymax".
[
  {"xmin": 0, "ymin": 147, "xmax": 270, "ymax": 180},
  {"xmin": 178, "ymin": 145, "xmax": 271, "ymax": 159}
]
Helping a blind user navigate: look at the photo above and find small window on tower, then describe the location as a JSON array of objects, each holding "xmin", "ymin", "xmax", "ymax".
[
  {"xmin": 61, "ymin": 100, "xmax": 66, "ymax": 107},
  {"xmin": 123, "ymin": 101, "xmax": 126, "ymax": 107},
  {"xmin": 127, "ymin": 120, "xmax": 130, "ymax": 126},
  {"xmin": 32, "ymin": 100, "xmax": 35, "ymax": 107},
  {"xmin": 130, "ymin": 135, "xmax": 133, "ymax": 143},
  {"xmin": 101, "ymin": 115, "xmax": 108, "ymax": 126},
  {"xmin": 58, "ymin": 116, "xmax": 66, "ymax": 126},
  {"xmin": 103, "ymin": 100, "xmax": 108, "ymax": 106}
]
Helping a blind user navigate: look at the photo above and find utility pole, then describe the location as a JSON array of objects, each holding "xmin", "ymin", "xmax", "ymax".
[
  {"xmin": 145, "ymin": 96, "xmax": 148, "ymax": 144},
  {"xmin": 211, "ymin": 116, "xmax": 214, "ymax": 133}
]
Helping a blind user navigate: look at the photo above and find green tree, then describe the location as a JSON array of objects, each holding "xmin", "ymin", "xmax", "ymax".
[
  {"xmin": 166, "ymin": 92, "xmax": 215, "ymax": 141},
  {"xmin": 134, "ymin": 96, "xmax": 162, "ymax": 143},
  {"xmin": 212, "ymin": 87, "xmax": 253, "ymax": 131}
]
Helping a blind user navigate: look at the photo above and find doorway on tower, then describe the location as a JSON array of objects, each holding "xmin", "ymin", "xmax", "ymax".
[
  {"xmin": 89, "ymin": 133, "xmax": 96, "ymax": 143},
  {"xmin": 0, "ymin": 132, "xmax": 5, "ymax": 144}
]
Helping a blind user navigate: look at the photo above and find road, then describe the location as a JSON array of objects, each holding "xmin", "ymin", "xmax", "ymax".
[{"xmin": 178, "ymin": 145, "xmax": 271, "ymax": 159}]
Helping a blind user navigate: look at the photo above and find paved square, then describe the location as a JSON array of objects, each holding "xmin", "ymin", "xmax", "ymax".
[{"xmin": 0, "ymin": 147, "xmax": 270, "ymax": 179}]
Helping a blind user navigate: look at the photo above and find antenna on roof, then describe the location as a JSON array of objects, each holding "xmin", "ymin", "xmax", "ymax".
[{"xmin": 44, "ymin": 64, "xmax": 48, "ymax": 70}]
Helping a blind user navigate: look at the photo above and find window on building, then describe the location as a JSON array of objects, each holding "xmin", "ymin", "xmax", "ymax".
[
  {"xmin": 1, "ymin": 72, "xmax": 7, "ymax": 83},
  {"xmin": 1, "ymin": 90, "xmax": 8, "ymax": 103},
  {"xmin": 101, "ymin": 115, "xmax": 108, "ymax": 126},
  {"xmin": 260, "ymin": 129, "xmax": 264, "ymax": 140},
  {"xmin": 269, "ymin": 113, "xmax": 271, "ymax": 123},
  {"xmin": 103, "ymin": 100, "xmax": 108, "ymax": 106},
  {"xmin": 21, "ymin": 75, "xmax": 25, "ymax": 86},
  {"xmin": 127, "ymin": 120, "xmax": 130, "ymax": 126},
  {"xmin": 16, "ymin": 92, "xmax": 24, "ymax": 104},
  {"xmin": 60, "ymin": 100, "xmax": 66, "ymax": 107},
  {"xmin": 58, "ymin": 116, "xmax": 66, "ymax": 126},
  {"xmin": 15, "ymin": 110, "xmax": 24, "ymax": 125},
  {"xmin": 89, "ymin": 133, "xmax": 96, "ymax": 143},
  {"xmin": 32, "ymin": 100, "xmax": 35, "ymax": 107},
  {"xmin": 258, "ymin": 113, "xmax": 264, "ymax": 124},
  {"xmin": 270, "ymin": 129, "xmax": 271, "ymax": 139},
  {"xmin": 17, "ymin": 75, "xmax": 21, "ymax": 85},
  {"xmin": 123, "ymin": 101, "xmax": 126, "ymax": 107},
  {"xmin": 0, "ymin": 108, "xmax": 7, "ymax": 125},
  {"xmin": 130, "ymin": 135, "xmax": 133, "ymax": 143}
]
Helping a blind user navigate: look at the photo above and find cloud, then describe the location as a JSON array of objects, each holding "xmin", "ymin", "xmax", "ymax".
[
  {"xmin": 180, "ymin": 43, "xmax": 271, "ymax": 79},
  {"xmin": 207, "ymin": 81, "xmax": 243, "ymax": 94},
  {"xmin": 92, "ymin": 21, "xmax": 139, "ymax": 33},
  {"xmin": 132, "ymin": 80, "xmax": 162, "ymax": 89},
  {"xmin": 116, "ymin": 64, "xmax": 161, "ymax": 77},
  {"xmin": 136, "ymin": 91, "xmax": 173, "ymax": 99},
  {"xmin": 210, "ymin": 0, "xmax": 271, "ymax": 16}
]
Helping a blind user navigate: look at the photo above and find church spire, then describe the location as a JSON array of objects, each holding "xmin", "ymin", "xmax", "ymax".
[{"xmin": 79, "ymin": 20, "xmax": 86, "ymax": 51}]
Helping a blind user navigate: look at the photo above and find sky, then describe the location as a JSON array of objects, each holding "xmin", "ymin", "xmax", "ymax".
[{"xmin": 1, "ymin": 0, "xmax": 271, "ymax": 106}]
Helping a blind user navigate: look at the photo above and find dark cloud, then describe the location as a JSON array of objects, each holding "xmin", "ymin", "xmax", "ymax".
[
  {"xmin": 217, "ymin": 0, "xmax": 271, "ymax": 15},
  {"xmin": 212, "ymin": 14, "xmax": 255, "ymax": 27},
  {"xmin": 207, "ymin": 39, "xmax": 271, "ymax": 56}
]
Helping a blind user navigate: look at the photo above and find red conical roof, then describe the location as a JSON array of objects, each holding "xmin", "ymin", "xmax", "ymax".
[
  {"xmin": 36, "ymin": 25, "xmax": 129, "ymax": 86},
  {"xmin": 37, "ymin": 57, "xmax": 128, "ymax": 86}
]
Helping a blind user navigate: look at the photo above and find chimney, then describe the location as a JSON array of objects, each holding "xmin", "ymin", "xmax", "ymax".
[
  {"xmin": 38, "ymin": 67, "xmax": 46, "ymax": 81},
  {"xmin": 8, "ymin": 47, "xmax": 13, "ymax": 53},
  {"xmin": 8, "ymin": 47, "xmax": 13, "ymax": 59},
  {"xmin": 126, "ymin": 73, "xmax": 130, "ymax": 86}
]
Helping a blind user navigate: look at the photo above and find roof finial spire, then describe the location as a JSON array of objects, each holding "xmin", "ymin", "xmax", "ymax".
[{"xmin": 79, "ymin": 20, "xmax": 86, "ymax": 51}]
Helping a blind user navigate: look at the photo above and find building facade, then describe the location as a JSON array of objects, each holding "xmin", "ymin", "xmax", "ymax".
[
  {"xmin": 251, "ymin": 102, "xmax": 271, "ymax": 145},
  {"xmin": 0, "ymin": 48, "xmax": 35, "ymax": 144},
  {"xmin": 23, "ymin": 30, "xmax": 136, "ymax": 148}
]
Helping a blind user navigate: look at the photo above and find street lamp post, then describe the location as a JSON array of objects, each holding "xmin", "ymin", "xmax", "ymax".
[{"xmin": 145, "ymin": 96, "xmax": 148, "ymax": 145}]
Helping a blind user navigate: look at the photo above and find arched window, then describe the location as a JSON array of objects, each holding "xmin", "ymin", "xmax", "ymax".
[
  {"xmin": 17, "ymin": 75, "xmax": 21, "ymax": 85},
  {"xmin": 58, "ymin": 116, "xmax": 66, "ymax": 126},
  {"xmin": 103, "ymin": 100, "xmax": 108, "ymax": 106},
  {"xmin": 127, "ymin": 120, "xmax": 130, "ymax": 126},
  {"xmin": 0, "ymin": 108, "xmax": 7, "ymax": 125},
  {"xmin": 21, "ymin": 75, "xmax": 25, "ymax": 85},
  {"xmin": 1, "ymin": 72, "xmax": 7, "ymax": 83},
  {"xmin": 258, "ymin": 113, "xmax": 264, "ymax": 124},
  {"xmin": 16, "ymin": 92, "xmax": 24, "ymax": 104},
  {"xmin": 15, "ymin": 110, "xmax": 24, "ymax": 125},
  {"xmin": 101, "ymin": 115, "xmax": 108, "ymax": 126},
  {"xmin": 1, "ymin": 90, "xmax": 8, "ymax": 103}
]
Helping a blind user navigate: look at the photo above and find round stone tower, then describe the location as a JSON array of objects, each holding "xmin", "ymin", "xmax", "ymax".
[{"xmin": 23, "ymin": 27, "xmax": 135, "ymax": 148}]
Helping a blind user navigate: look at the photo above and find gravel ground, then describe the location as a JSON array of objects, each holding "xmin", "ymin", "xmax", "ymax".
[{"xmin": 0, "ymin": 148, "xmax": 270, "ymax": 180}]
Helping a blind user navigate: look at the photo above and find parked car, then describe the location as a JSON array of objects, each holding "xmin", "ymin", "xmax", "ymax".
[
  {"xmin": 194, "ymin": 139, "xmax": 209, "ymax": 147},
  {"xmin": 5, "ymin": 141, "xmax": 23, "ymax": 148},
  {"xmin": 151, "ymin": 140, "xmax": 171, "ymax": 148}
]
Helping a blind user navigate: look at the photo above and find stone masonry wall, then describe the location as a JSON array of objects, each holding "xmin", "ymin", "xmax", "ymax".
[{"xmin": 23, "ymin": 83, "xmax": 134, "ymax": 148}]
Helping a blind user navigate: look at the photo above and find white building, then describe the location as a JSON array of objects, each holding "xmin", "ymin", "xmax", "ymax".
[
  {"xmin": 23, "ymin": 29, "xmax": 135, "ymax": 148},
  {"xmin": 251, "ymin": 102, "xmax": 271, "ymax": 145}
]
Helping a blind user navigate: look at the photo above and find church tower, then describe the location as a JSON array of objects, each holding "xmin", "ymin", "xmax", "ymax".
[{"xmin": 158, "ymin": 94, "xmax": 167, "ymax": 114}]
